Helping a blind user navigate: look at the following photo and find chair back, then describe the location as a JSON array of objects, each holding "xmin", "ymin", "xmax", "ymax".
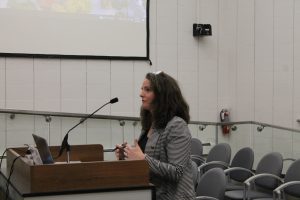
[
  {"xmin": 255, "ymin": 152, "xmax": 283, "ymax": 190},
  {"xmin": 191, "ymin": 138, "xmax": 204, "ymax": 166},
  {"xmin": 191, "ymin": 160, "xmax": 199, "ymax": 190},
  {"xmin": 284, "ymin": 159, "xmax": 300, "ymax": 197},
  {"xmin": 196, "ymin": 168, "xmax": 226, "ymax": 200},
  {"xmin": 229, "ymin": 147, "xmax": 254, "ymax": 182},
  {"xmin": 205, "ymin": 143, "xmax": 231, "ymax": 172}
]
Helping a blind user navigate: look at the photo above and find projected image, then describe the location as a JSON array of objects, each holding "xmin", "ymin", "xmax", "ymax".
[
  {"xmin": 0, "ymin": 0, "xmax": 148, "ymax": 58},
  {"xmin": 0, "ymin": 0, "xmax": 146, "ymax": 22}
]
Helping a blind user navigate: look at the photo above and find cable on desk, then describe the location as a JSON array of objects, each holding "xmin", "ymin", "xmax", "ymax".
[
  {"xmin": 0, "ymin": 149, "xmax": 8, "ymax": 171},
  {"xmin": 5, "ymin": 155, "xmax": 22, "ymax": 200}
]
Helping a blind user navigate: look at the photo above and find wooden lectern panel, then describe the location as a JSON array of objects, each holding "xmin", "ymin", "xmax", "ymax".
[
  {"xmin": 49, "ymin": 145, "xmax": 104, "ymax": 162},
  {"xmin": 6, "ymin": 144, "xmax": 150, "ymax": 194}
]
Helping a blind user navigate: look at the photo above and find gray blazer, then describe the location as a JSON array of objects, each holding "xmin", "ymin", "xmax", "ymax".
[{"xmin": 142, "ymin": 116, "xmax": 196, "ymax": 200}]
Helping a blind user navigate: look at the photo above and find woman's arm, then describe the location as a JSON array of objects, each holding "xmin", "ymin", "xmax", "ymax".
[{"xmin": 145, "ymin": 117, "xmax": 192, "ymax": 182}]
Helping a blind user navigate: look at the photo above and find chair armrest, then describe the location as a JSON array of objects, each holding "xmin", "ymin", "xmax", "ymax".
[
  {"xmin": 202, "ymin": 142, "xmax": 211, "ymax": 146},
  {"xmin": 199, "ymin": 161, "xmax": 229, "ymax": 172},
  {"xmin": 273, "ymin": 181, "xmax": 300, "ymax": 196},
  {"xmin": 283, "ymin": 158, "xmax": 296, "ymax": 162},
  {"xmin": 196, "ymin": 196, "xmax": 219, "ymax": 200},
  {"xmin": 244, "ymin": 173, "xmax": 283, "ymax": 188},
  {"xmin": 224, "ymin": 167, "xmax": 255, "ymax": 176},
  {"xmin": 191, "ymin": 155, "xmax": 206, "ymax": 163}
]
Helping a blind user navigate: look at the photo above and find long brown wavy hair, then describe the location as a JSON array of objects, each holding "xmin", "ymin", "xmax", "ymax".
[{"xmin": 140, "ymin": 71, "xmax": 190, "ymax": 131}]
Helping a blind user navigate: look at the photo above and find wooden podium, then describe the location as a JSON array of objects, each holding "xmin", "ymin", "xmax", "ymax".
[{"xmin": 6, "ymin": 145, "xmax": 151, "ymax": 196}]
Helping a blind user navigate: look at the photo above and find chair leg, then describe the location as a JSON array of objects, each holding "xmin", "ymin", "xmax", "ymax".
[
  {"xmin": 273, "ymin": 191, "xmax": 277, "ymax": 200},
  {"xmin": 243, "ymin": 184, "xmax": 248, "ymax": 200}
]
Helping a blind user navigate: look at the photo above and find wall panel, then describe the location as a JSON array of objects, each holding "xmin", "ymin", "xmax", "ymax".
[
  {"xmin": 48, "ymin": 116, "xmax": 62, "ymax": 146},
  {"xmin": 236, "ymin": 0, "xmax": 255, "ymax": 121},
  {"xmin": 6, "ymin": 57, "xmax": 34, "ymax": 110},
  {"xmin": 87, "ymin": 119, "xmax": 111, "ymax": 149},
  {"xmin": 273, "ymin": 0, "xmax": 294, "ymax": 127},
  {"xmin": 156, "ymin": 0, "xmax": 178, "ymax": 77},
  {"xmin": 254, "ymin": 0, "xmax": 275, "ymax": 161},
  {"xmin": 218, "ymin": 0, "xmax": 237, "ymax": 115},
  {"xmin": 294, "ymin": 0, "xmax": 300, "ymax": 129},
  {"xmin": 197, "ymin": 0, "xmax": 219, "ymax": 121},
  {"xmin": 0, "ymin": 58, "xmax": 5, "ymax": 108},
  {"xmin": 61, "ymin": 117, "xmax": 86, "ymax": 146},
  {"xmin": 228, "ymin": 0, "xmax": 256, "ymax": 153},
  {"xmin": 273, "ymin": 129, "xmax": 293, "ymax": 173},
  {"xmin": 6, "ymin": 115, "xmax": 34, "ymax": 148},
  {"xmin": 111, "ymin": 61, "xmax": 134, "ymax": 116},
  {"xmin": 149, "ymin": 0, "xmax": 157, "ymax": 68},
  {"xmin": 61, "ymin": 59, "xmax": 86, "ymax": 113},
  {"xmin": 34, "ymin": 58, "xmax": 61, "ymax": 112},
  {"xmin": 254, "ymin": 0, "xmax": 274, "ymax": 124},
  {"xmin": 111, "ymin": 120, "xmax": 125, "ymax": 150},
  {"xmin": 34, "ymin": 115, "xmax": 51, "ymax": 144},
  {"xmin": 178, "ymin": 0, "xmax": 199, "ymax": 121},
  {"xmin": 86, "ymin": 59, "xmax": 111, "ymax": 115},
  {"xmin": 60, "ymin": 59, "xmax": 87, "ymax": 146}
]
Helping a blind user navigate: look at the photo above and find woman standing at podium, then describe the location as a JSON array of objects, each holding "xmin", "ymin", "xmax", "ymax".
[{"xmin": 115, "ymin": 71, "xmax": 196, "ymax": 200}]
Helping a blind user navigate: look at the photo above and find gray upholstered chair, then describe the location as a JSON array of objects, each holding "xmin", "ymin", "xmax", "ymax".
[
  {"xmin": 191, "ymin": 160, "xmax": 200, "ymax": 190},
  {"xmin": 191, "ymin": 138, "xmax": 205, "ymax": 166},
  {"xmin": 225, "ymin": 152, "xmax": 283, "ymax": 200},
  {"xmin": 225, "ymin": 147, "xmax": 255, "ymax": 191},
  {"xmin": 254, "ymin": 159, "xmax": 300, "ymax": 200},
  {"xmin": 198, "ymin": 143, "xmax": 231, "ymax": 175},
  {"xmin": 196, "ymin": 168, "xmax": 226, "ymax": 200}
]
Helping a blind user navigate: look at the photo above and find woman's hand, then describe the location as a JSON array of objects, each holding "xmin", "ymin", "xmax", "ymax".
[
  {"xmin": 123, "ymin": 139, "xmax": 145, "ymax": 160},
  {"xmin": 114, "ymin": 142, "xmax": 127, "ymax": 160}
]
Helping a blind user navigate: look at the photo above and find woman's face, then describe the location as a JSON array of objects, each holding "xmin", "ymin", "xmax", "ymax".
[{"xmin": 140, "ymin": 78, "xmax": 155, "ymax": 111}]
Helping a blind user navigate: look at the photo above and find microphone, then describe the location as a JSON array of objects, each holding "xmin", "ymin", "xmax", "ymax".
[
  {"xmin": 56, "ymin": 97, "xmax": 119, "ymax": 160},
  {"xmin": 110, "ymin": 97, "xmax": 118, "ymax": 104}
]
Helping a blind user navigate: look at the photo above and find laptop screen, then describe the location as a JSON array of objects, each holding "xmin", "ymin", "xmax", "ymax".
[{"xmin": 32, "ymin": 134, "xmax": 54, "ymax": 164}]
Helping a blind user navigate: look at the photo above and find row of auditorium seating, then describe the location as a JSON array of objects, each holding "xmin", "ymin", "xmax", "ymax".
[{"xmin": 190, "ymin": 138, "xmax": 300, "ymax": 200}]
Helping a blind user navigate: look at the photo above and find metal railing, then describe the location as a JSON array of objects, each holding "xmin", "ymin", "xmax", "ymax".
[
  {"xmin": 1, "ymin": 108, "xmax": 300, "ymax": 147},
  {"xmin": 0, "ymin": 109, "xmax": 300, "ymax": 133},
  {"xmin": 1, "ymin": 108, "xmax": 300, "ymax": 171},
  {"xmin": 1, "ymin": 108, "xmax": 300, "ymax": 133}
]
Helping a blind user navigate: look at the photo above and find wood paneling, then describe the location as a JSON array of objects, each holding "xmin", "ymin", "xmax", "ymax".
[{"xmin": 6, "ymin": 145, "xmax": 149, "ymax": 194}]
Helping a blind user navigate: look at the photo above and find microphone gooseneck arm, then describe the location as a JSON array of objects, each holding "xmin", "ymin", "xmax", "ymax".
[{"xmin": 56, "ymin": 98, "xmax": 118, "ymax": 159}]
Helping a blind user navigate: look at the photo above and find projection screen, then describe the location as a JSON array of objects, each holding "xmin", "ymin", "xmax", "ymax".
[{"xmin": 0, "ymin": 0, "xmax": 149, "ymax": 59}]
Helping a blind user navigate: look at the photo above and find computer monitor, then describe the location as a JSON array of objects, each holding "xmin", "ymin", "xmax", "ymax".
[{"xmin": 32, "ymin": 134, "xmax": 54, "ymax": 164}]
